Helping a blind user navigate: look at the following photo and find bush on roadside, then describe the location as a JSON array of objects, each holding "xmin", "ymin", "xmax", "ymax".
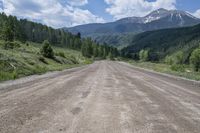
[
  {"xmin": 69, "ymin": 55, "xmax": 79, "ymax": 64},
  {"xmin": 53, "ymin": 57, "xmax": 64, "ymax": 64},
  {"xmin": 170, "ymin": 64, "xmax": 185, "ymax": 72},
  {"xmin": 38, "ymin": 56, "xmax": 48, "ymax": 64},
  {"xmin": 139, "ymin": 49, "xmax": 149, "ymax": 61},
  {"xmin": 190, "ymin": 48, "xmax": 200, "ymax": 72},
  {"xmin": 165, "ymin": 55, "xmax": 173, "ymax": 65},
  {"xmin": 108, "ymin": 52, "xmax": 115, "ymax": 60},
  {"xmin": 40, "ymin": 40, "xmax": 54, "ymax": 59},
  {"xmin": 55, "ymin": 52, "xmax": 65, "ymax": 58},
  {"xmin": 174, "ymin": 51, "xmax": 184, "ymax": 64},
  {"xmin": 165, "ymin": 51, "xmax": 185, "ymax": 65},
  {"xmin": 12, "ymin": 70, "xmax": 18, "ymax": 79}
]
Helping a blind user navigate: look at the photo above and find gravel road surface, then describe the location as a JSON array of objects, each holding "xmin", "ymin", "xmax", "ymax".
[{"xmin": 0, "ymin": 61, "xmax": 200, "ymax": 133}]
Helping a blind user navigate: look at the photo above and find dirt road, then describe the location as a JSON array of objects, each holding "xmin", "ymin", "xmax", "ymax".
[{"xmin": 0, "ymin": 61, "xmax": 200, "ymax": 133}]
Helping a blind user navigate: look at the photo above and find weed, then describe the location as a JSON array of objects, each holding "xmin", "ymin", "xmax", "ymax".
[{"xmin": 38, "ymin": 56, "xmax": 48, "ymax": 64}]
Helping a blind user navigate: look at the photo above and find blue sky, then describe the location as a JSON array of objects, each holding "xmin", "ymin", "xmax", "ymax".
[
  {"xmin": 0, "ymin": 0, "xmax": 200, "ymax": 28},
  {"xmin": 82, "ymin": 0, "xmax": 200, "ymax": 22}
]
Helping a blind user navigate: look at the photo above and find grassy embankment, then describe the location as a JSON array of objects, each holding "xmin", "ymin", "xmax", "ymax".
[
  {"xmin": 0, "ymin": 41, "xmax": 92, "ymax": 81},
  {"xmin": 124, "ymin": 59, "xmax": 200, "ymax": 81}
]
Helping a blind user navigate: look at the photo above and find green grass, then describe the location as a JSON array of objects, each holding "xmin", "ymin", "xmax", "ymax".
[
  {"xmin": 127, "ymin": 60, "xmax": 200, "ymax": 81},
  {"xmin": 0, "ymin": 41, "xmax": 92, "ymax": 82}
]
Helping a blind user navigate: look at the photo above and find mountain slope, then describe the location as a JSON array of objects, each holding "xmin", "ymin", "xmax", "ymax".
[
  {"xmin": 66, "ymin": 8, "xmax": 200, "ymax": 38},
  {"xmin": 0, "ymin": 13, "xmax": 119, "ymax": 81},
  {"xmin": 121, "ymin": 23, "xmax": 200, "ymax": 61},
  {"xmin": 0, "ymin": 41, "xmax": 90, "ymax": 81}
]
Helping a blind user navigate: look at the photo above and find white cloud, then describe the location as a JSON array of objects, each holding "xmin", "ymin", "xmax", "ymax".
[
  {"xmin": 104, "ymin": 0, "xmax": 176, "ymax": 19},
  {"xmin": 67, "ymin": 0, "xmax": 88, "ymax": 7},
  {"xmin": 192, "ymin": 9, "xmax": 200, "ymax": 18},
  {"xmin": 1, "ymin": 0, "xmax": 105, "ymax": 28}
]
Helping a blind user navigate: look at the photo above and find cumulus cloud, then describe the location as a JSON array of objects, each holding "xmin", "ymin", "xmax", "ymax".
[
  {"xmin": 1, "ymin": 0, "xmax": 105, "ymax": 28},
  {"xmin": 192, "ymin": 9, "xmax": 200, "ymax": 18},
  {"xmin": 67, "ymin": 0, "xmax": 88, "ymax": 7},
  {"xmin": 104, "ymin": 0, "xmax": 176, "ymax": 19}
]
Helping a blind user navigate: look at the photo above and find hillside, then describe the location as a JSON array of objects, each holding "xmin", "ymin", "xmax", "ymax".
[
  {"xmin": 0, "ymin": 13, "xmax": 119, "ymax": 81},
  {"xmin": 66, "ymin": 9, "xmax": 200, "ymax": 47},
  {"xmin": 121, "ymin": 23, "xmax": 200, "ymax": 62},
  {"xmin": 0, "ymin": 41, "xmax": 91, "ymax": 81},
  {"xmin": 92, "ymin": 33, "xmax": 136, "ymax": 48}
]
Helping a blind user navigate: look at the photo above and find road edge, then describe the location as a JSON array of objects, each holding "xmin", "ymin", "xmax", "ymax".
[
  {"xmin": 0, "ymin": 63, "xmax": 91, "ymax": 90},
  {"xmin": 118, "ymin": 61, "xmax": 200, "ymax": 86}
]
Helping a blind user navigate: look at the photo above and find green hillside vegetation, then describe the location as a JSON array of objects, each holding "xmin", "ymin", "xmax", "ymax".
[
  {"xmin": 122, "ymin": 24, "xmax": 200, "ymax": 61},
  {"xmin": 127, "ymin": 60, "xmax": 200, "ymax": 80},
  {"xmin": 0, "ymin": 13, "xmax": 119, "ymax": 81},
  {"xmin": 0, "ymin": 13, "xmax": 118, "ymax": 58},
  {"xmin": 121, "ymin": 24, "xmax": 200, "ymax": 80},
  {"xmin": 91, "ymin": 33, "xmax": 137, "ymax": 48},
  {"xmin": 0, "ymin": 40, "xmax": 91, "ymax": 81}
]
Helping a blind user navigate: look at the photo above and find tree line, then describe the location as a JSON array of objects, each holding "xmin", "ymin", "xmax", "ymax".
[
  {"xmin": 0, "ymin": 13, "xmax": 119, "ymax": 59},
  {"xmin": 128, "ymin": 48, "xmax": 200, "ymax": 72}
]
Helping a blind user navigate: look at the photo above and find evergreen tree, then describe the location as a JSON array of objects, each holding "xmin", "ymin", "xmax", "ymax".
[
  {"xmin": 2, "ymin": 21, "xmax": 14, "ymax": 41},
  {"xmin": 93, "ymin": 44, "xmax": 99, "ymax": 57},
  {"xmin": 40, "ymin": 40, "xmax": 54, "ymax": 59},
  {"xmin": 77, "ymin": 32, "xmax": 81, "ymax": 39},
  {"xmin": 0, "ymin": 13, "xmax": 119, "ymax": 60}
]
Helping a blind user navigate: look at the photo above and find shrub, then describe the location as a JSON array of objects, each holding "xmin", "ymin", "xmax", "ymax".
[
  {"xmin": 69, "ymin": 56, "xmax": 79, "ymax": 64},
  {"xmin": 165, "ymin": 55, "xmax": 173, "ymax": 65},
  {"xmin": 174, "ymin": 51, "xmax": 184, "ymax": 64},
  {"xmin": 108, "ymin": 52, "xmax": 114, "ymax": 60},
  {"xmin": 170, "ymin": 64, "xmax": 185, "ymax": 72},
  {"xmin": 40, "ymin": 40, "xmax": 54, "ymax": 59},
  {"xmin": 56, "ymin": 52, "xmax": 65, "ymax": 58},
  {"xmin": 190, "ymin": 48, "xmax": 200, "ymax": 72},
  {"xmin": 148, "ymin": 52, "xmax": 160, "ymax": 62},
  {"xmin": 12, "ymin": 70, "xmax": 18, "ymax": 79},
  {"xmin": 165, "ymin": 51, "xmax": 184, "ymax": 65},
  {"xmin": 3, "ymin": 41, "xmax": 20, "ymax": 49},
  {"xmin": 38, "ymin": 56, "xmax": 48, "ymax": 64},
  {"xmin": 53, "ymin": 57, "xmax": 63, "ymax": 64},
  {"xmin": 139, "ymin": 49, "xmax": 149, "ymax": 61}
]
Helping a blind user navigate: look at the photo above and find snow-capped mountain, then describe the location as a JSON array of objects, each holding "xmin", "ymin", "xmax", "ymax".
[
  {"xmin": 66, "ymin": 8, "xmax": 200, "ymax": 36},
  {"xmin": 117, "ymin": 8, "xmax": 170, "ymax": 24},
  {"xmin": 117, "ymin": 8, "xmax": 199, "ymax": 26}
]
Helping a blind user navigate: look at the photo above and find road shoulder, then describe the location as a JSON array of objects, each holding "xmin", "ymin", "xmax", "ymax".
[{"xmin": 118, "ymin": 61, "xmax": 200, "ymax": 86}]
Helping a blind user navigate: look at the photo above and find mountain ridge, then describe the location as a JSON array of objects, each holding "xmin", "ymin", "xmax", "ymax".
[
  {"xmin": 117, "ymin": 8, "xmax": 199, "ymax": 24},
  {"xmin": 65, "ymin": 8, "xmax": 200, "ymax": 39}
]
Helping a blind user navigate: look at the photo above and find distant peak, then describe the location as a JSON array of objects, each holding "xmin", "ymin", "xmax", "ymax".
[
  {"xmin": 157, "ymin": 8, "xmax": 168, "ymax": 11},
  {"xmin": 149, "ymin": 8, "xmax": 169, "ymax": 15},
  {"xmin": 116, "ymin": 8, "xmax": 199, "ymax": 24}
]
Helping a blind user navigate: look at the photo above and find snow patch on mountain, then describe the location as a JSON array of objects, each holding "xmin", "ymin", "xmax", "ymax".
[
  {"xmin": 118, "ymin": 8, "xmax": 200, "ymax": 24},
  {"xmin": 143, "ymin": 16, "xmax": 160, "ymax": 23}
]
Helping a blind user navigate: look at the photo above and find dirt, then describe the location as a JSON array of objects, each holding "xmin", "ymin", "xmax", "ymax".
[{"xmin": 0, "ymin": 61, "xmax": 200, "ymax": 133}]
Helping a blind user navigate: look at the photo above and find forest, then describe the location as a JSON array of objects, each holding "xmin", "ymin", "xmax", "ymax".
[
  {"xmin": 121, "ymin": 24, "xmax": 200, "ymax": 72},
  {"xmin": 0, "ymin": 13, "xmax": 119, "ymax": 59}
]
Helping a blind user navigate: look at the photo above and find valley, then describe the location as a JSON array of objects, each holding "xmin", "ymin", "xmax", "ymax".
[
  {"xmin": 0, "ymin": 4, "xmax": 200, "ymax": 133},
  {"xmin": 66, "ymin": 8, "xmax": 200, "ymax": 47}
]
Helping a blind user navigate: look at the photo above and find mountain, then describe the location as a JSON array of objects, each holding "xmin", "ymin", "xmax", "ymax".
[
  {"xmin": 117, "ymin": 8, "xmax": 198, "ymax": 25},
  {"xmin": 65, "ymin": 8, "xmax": 200, "ymax": 41},
  {"xmin": 121, "ymin": 23, "xmax": 200, "ymax": 62}
]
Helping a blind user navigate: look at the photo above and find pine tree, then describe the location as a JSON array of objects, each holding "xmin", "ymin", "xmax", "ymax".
[
  {"xmin": 40, "ymin": 40, "xmax": 54, "ymax": 59},
  {"xmin": 2, "ymin": 21, "xmax": 14, "ymax": 41}
]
